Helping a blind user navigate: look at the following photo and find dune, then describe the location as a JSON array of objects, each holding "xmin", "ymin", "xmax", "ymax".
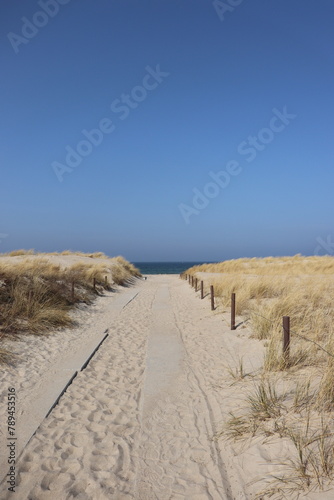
[{"xmin": 0, "ymin": 256, "xmax": 333, "ymax": 498}]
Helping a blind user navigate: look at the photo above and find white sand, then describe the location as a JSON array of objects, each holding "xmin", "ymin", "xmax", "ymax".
[{"xmin": 0, "ymin": 274, "xmax": 333, "ymax": 499}]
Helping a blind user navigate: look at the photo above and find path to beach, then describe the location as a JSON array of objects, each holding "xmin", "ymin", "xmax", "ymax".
[{"xmin": 2, "ymin": 275, "xmax": 259, "ymax": 500}]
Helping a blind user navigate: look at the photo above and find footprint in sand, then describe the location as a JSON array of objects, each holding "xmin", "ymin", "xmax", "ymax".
[
  {"xmin": 68, "ymin": 478, "xmax": 88, "ymax": 496},
  {"xmin": 90, "ymin": 454, "xmax": 115, "ymax": 471},
  {"xmin": 87, "ymin": 411, "xmax": 101, "ymax": 422},
  {"xmin": 41, "ymin": 457, "xmax": 62, "ymax": 472},
  {"xmin": 86, "ymin": 422, "xmax": 105, "ymax": 433},
  {"xmin": 60, "ymin": 459, "xmax": 82, "ymax": 475},
  {"xmin": 70, "ymin": 433, "xmax": 87, "ymax": 448},
  {"xmin": 40, "ymin": 471, "xmax": 72, "ymax": 490},
  {"xmin": 18, "ymin": 459, "xmax": 38, "ymax": 473}
]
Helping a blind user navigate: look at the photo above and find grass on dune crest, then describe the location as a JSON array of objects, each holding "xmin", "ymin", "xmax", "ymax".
[
  {"xmin": 0, "ymin": 252, "xmax": 141, "ymax": 360},
  {"xmin": 185, "ymin": 255, "xmax": 334, "ymax": 496},
  {"xmin": 186, "ymin": 255, "xmax": 334, "ymax": 376},
  {"xmin": 5, "ymin": 249, "xmax": 36, "ymax": 257},
  {"xmin": 68, "ymin": 255, "xmax": 141, "ymax": 286},
  {"xmin": 188, "ymin": 254, "xmax": 334, "ymax": 275},
  {"xmin": 186, "ymin": 256, "xmax": 334, "ymax": 370},
  {"xmin": 2, "ymin": 249, "xmax": 110, "ymax": 259},
  {"xmin": 59, "ymin": 250, "xmax": 109, "ymax": 259}
]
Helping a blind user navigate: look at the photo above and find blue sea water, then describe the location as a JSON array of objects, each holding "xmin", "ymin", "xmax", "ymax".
[{"xmin": 133, "ymin": 262, "xmax": 210, "ymax": 275}]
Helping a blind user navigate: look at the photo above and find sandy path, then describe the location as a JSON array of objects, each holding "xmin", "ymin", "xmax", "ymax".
[
  {"xmin": 136, "ymin": 282, "xmax": 232, "ymax": 499},
  {"xmin": 1, "ymin": 275, "xmax": 253, "ymax": 499},
  {"xmin": 0, "ymin": 286, "xmax": 142, "ymax": 482}
]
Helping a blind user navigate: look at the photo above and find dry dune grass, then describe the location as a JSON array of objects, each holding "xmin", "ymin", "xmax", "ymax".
[
  {"xmin": 113, "ymin": 256, "xmax": 141, "ymax": 284},
  {"xmin": 186, "ymin": 256, "xmax": 334, "ymax": 370},
  {"xmin": 0, "ymin": 252, "xmax": 141, "ymax": 357},
  {"xmin": 317, "ymin": 338, "xmax": 334, "ymax": 411},
  {"xmin": 2, "ymin": 249, "xmax": 110, "ymax": 259},
  {"xmin": 59, "ymin": 250, "xmax": 108, "ymax": 259},
  {"xmin": 6, "ymin": 249, "xmax": 35, "ymax": 257},
  {"xmin": 0, "ymin": 258, "xmax": 76, "ymax": 338},
  {"xmin": 189, "ymin": 254, "xmax": 334, "ymax": 276},
  {"xmin": 224, "ymin": 378, "xmax": 334, "ymax": 497},
  {"xmin": 186, "ymin": 255, "xmax": 334, "ymax": 496},
  {"xmin": 67, "ymin": 256, "xmax": 140, "ymax": 286}
]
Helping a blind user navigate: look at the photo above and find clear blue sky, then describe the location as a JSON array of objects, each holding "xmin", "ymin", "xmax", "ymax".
[{"xmin": 1, "ymin": 0, "xmax": 334, "ymax": 261}]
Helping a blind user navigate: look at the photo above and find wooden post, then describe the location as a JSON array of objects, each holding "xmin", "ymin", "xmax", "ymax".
[
  {"xmin": 191, "ymin": 276, "xmax": 194, "ymax": 288},
  {"xmin": 231, "ymin": 293, "xmax": 236, "ymax": 330},
  {"xmin": 200, "ymin": 281, "xmax": 204, "ymax": 299},
  {"xmin": 283, "ymin": 316, "xmax": 290, "ymax": 365},
  {"xmin": 188, "ymin": 275, "xmax": 191, "ymax": 285},
  {"xmin": 195, "ymin": 278, "xmax": 198, "ymax": 292},
  {"xmin": 210, "ymin": 285, "xmax": 214, "ymax": 311},
  {"xmin": 71, "ymin": 280, "xmax": 75, "ymax": 301},
  {"xmin": 105, "ymin": 276, "xmax": 108, "ymax": 287}
]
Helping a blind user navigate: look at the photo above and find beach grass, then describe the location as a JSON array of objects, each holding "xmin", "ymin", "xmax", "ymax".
[
  {"xmin": 185, "ymin": 255, "xmax": 334, "ymax": 495},
  {"xmin": 0, "ymin": 251, "xmax": 141, "ymax": 357},
  {"xmin": 186, "ymin": 255, "xmax": 334, "ymax": 371}
]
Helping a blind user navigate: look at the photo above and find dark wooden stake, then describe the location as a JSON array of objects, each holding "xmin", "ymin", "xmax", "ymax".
[
  {"xmin": 210, "ymin": 285, "xmax": 214, "ymax": 311},
  {"xmin": 283, "ymin": 316, "xmax": 290, "ymax": 365},
  {"xmin": 105, "ymin": 276, "xmax": 108, "ymax": 287},
  {"xmin": 200, "ymin": 281, "xmax": 204, "ymax": 299},
  {"xmin": 195, "ymin": 278, "xmax": 198, "ymax": 292},
  {"xmin": 191, "ymin": 276, "xmax": 194, "ymax": 287},
  {"xmin": 231, "ymin": 293, "xmax": 236, "ymax": 330}
]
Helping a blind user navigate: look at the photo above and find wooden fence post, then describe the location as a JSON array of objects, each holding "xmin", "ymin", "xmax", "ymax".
[
  {"xmin": 283, "ymin": 316, "xmax": 290, "ymax": 365},
  {"xmin": 201, "ymin": 281, "xmax": 204, "ymax": 299},
  {"xmin": 231, "ymin": 293, "xmax": 236, "ymax": 330},
  {"xmin": 210, "ymin": 285, "xmax": 214, "ymax": 311},
  {"xmin": 105, "ymin": 276, "xmax": 108, "ymax": 287},
  {"xmin": 195, "ymin": 278, "xmax": 198, "ymax": 292}
]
